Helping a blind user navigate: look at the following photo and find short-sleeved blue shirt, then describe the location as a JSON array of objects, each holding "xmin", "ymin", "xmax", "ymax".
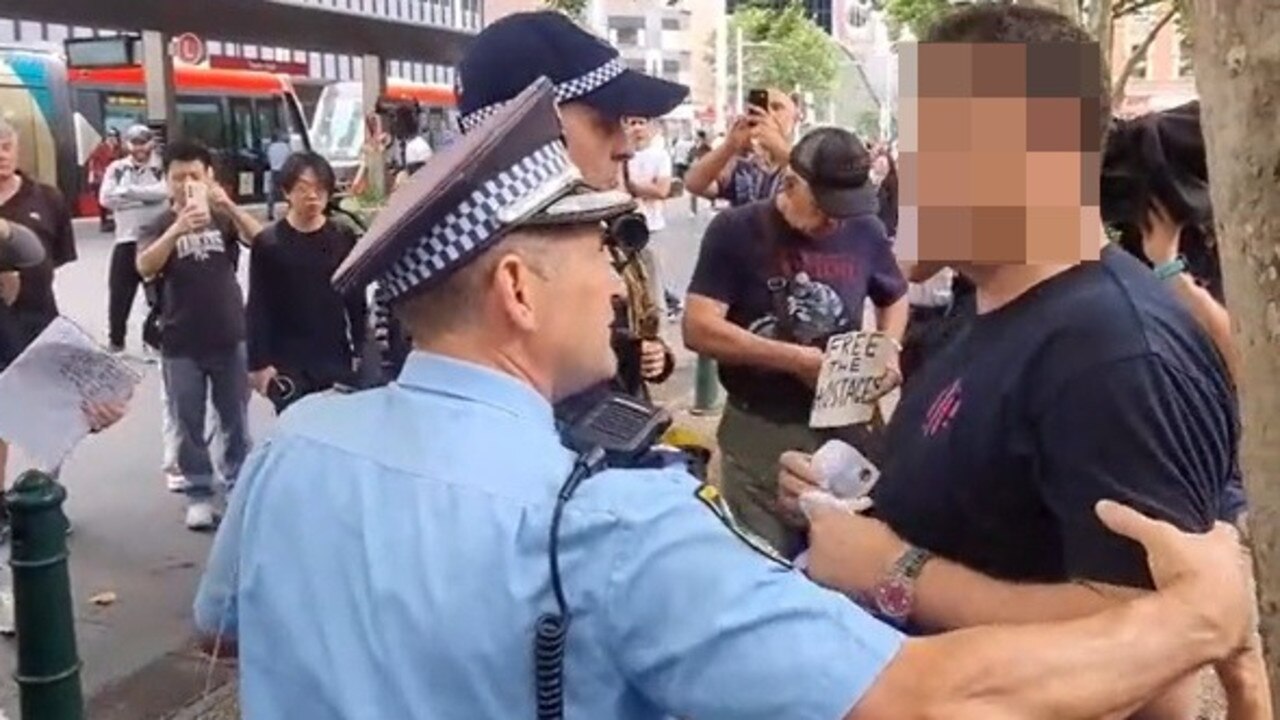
[{"xmin": 195, "ymin": 352, "xmax": 903, "ymax": 719}]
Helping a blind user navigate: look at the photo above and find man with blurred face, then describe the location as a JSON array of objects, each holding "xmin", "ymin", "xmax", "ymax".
[
  {"xmin": 685, "ymin": 88, "xmax": 799, "ymax": 206},
  {"xmin": 137, "ymin": 140, "xmax": 261, "ymax": 532},
  {"xmin": 246, "ymin": 151, "xmax": 367, "ymax": 413},
  {"xmin": 100, "ymin": 124, "xmax": 168, "ymax": 355},
  {"xmin": 776, "ymin": 5, "xmax": 1265, "ymax": 717},
  {"xmin": 193, "ymin": 79, "xmax": 1263, "ymax": 720}
]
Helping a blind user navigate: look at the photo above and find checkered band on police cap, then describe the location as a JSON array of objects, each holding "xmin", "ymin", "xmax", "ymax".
[
  {"xmin": 377, "ymin": 140, "xmax": 574, "ymax": 299},
  {"xmin": 460, "ymin": 58, "xmax": 627, "ymax": 134}
]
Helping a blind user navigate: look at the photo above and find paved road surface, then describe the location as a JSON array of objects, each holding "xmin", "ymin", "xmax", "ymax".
[{"xmin": 0, "ymin": 201, "xmax": 714, "ymax": 717}]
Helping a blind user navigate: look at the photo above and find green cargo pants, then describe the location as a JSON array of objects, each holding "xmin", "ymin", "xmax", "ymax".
[{"xmin": 716, "ymin": 400, "xmax": 884, "ymax": 560}]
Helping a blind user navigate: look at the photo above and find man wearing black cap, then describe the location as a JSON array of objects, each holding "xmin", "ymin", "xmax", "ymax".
[
  {"xmin": 455, "ymin": 10, "xmax": 687, "ymax": 418},
  {"xmin": 190, "ymin": 77, "xmax": 1261, "ymax": 720},
  {"xmin": 684, "ymin": 126, "xmax": 909, "ymax": 559}
]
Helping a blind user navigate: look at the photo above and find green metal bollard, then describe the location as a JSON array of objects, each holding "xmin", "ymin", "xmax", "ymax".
[
  {"xmin": 692, "ymin": 355, "xmax": 721, "ymax": 415},
  {"xmin": 7, "ymin": 470, "xmax": 83, "ymax": 720}
]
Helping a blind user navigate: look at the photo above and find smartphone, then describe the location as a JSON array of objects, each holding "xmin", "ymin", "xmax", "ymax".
[
  {"xmin": 185, "ymin": 181, "xmax": 209, "ymax": 216},
  {"xmin": 746, "ymin": 89, "xmax": 770, "ymax": 112}
]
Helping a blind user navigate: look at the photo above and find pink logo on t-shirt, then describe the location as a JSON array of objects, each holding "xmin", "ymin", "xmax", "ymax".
[{"xmin": 923, "ymin": 378, "xmax": 962, "ymax": 437}]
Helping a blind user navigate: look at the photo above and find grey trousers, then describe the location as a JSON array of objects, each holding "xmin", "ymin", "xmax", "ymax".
[{"xmin": 161, "ymin": 344, "xmax": 251, "ymax": 500}]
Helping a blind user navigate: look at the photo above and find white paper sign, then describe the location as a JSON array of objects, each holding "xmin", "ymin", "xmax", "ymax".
[
  {"xmin": 809, "ymin": 331, "xmax": 894, "ymax": 429},
  {"xmin": 0, "ymin": 317, "xmax": 142, "ymax": 470}
]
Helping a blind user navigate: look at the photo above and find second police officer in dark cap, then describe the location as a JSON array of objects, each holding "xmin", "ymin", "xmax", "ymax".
[
  {"xmin": 190, "ymin": 77, "xmax": 1259, "ymax": 720},
  {"xmin": 374, "ymin": 11, "xmax": 686, "ymax": 423}
]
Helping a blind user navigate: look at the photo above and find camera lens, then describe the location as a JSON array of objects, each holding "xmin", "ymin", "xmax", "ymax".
[{"xmin": 607, "ymin": 213, "xmax": 650, "ymax": 254}]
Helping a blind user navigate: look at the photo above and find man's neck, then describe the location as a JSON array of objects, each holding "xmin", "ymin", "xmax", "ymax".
[
  {"xmin": 967, "ymin": 263, "xmax": 1077, "ymax": 314},
  {"xmin": 286, "ymin": 211, "xmax": 326, "ymax": 233}
]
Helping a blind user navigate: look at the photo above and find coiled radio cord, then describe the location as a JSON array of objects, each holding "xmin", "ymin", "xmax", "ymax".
[{"xmin": 535, "ymin": 447, "xmax": 606, "ymax": 720}]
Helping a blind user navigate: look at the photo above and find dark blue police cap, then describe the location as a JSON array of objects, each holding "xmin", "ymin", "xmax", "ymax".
[
  {"xmin": 457, "ymin": 11, "xmax": 688, "ymax": 134},
  {"xmin": 332, "ymin": 78, "xmax": 636, "ymax": 301}
]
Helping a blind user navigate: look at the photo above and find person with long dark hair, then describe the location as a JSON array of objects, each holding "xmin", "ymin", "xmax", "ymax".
[{"xmin": 246, "ymin": 152, "xmax": 368, "ymax": 413}]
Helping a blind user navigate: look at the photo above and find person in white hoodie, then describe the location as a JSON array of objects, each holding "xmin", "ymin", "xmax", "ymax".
[{"xmin": 99, "ymin": 124, "xmax": 168, "ymax": 354}]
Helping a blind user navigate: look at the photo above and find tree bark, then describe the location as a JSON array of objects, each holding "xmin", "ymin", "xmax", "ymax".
[
  {"xmin": 1111, "ymin": 4, "xmax": 1177, "ymax": 108},
  {"xmin": 1190, "ymin": 0, "xmax": 1280, "ymax": 708}
]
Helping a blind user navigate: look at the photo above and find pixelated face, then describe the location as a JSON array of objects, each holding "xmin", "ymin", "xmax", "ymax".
[{"xmin": 896, "ymin": 42, "xmax": 1103, "ymax": 265}]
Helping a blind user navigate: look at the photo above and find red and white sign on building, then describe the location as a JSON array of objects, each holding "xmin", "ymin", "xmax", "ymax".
[{"xmin": 172, "ymin": 33, "xmax": 207, "ymax": 65}]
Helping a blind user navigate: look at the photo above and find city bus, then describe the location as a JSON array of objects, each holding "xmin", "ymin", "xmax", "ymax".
[
  {"xmin": 0, "ymin": 45, "xmax": 311, "ymax": 214},
  {"xmin": 310, "ymin": 78, "xmax": 458, "ymax": 189}
]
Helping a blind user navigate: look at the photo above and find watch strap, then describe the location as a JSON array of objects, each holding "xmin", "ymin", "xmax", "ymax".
[{"xmin": 1154, "ymin": 255, "xmax": 1188, "ymax": 280}]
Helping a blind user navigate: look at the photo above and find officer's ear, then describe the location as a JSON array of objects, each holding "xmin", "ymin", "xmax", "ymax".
[{"xmin": 490, "ymin": 233, "xmax": 553, "ymax": 333}]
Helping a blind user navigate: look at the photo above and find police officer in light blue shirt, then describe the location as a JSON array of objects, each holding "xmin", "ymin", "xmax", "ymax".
[{"xmin": 192, "ymin": 78, "xmax": 904, "ymax": 719}]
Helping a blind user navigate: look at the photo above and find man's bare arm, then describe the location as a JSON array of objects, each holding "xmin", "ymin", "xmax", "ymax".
[
  {"xmin": 684, "ymin": 142, "xmax": 738, "ymax": 199},
  {"xmin": 848, "ymin": 594, "xmax": 1221, "ymax": 720},
  {"xmin": 1166, "ymin": 274, "xmax": 1239, "ymax": 384},
  {"xmin": 137, "ymin": 219, "xmax": 190, "ymax": 280},
  {"xmin": 873, "ymin": 296, "xmax": 909, "ymax": 345},
  {"xmin": 682, "ymin": 294, "xmax": 820, "ymax": 380},
  {"xmin": 628, "ymin": 175, "xmax": 672, "ymax": 201}
]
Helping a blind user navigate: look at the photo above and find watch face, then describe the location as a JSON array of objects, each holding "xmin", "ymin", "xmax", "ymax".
[{"xmin": 874, "ymin": 577, "xmax": 914, "ymax": 621}]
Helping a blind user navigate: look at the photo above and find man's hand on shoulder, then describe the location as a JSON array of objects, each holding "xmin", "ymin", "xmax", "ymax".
[{"xmin": 1096, "ymin": 500, "xmax": 1252, "ymax": 660}]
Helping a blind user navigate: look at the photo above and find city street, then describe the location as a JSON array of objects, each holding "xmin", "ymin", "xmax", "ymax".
[{"xmin": 0, "ymin": 200, "xmax": 716, "ymax": 718}]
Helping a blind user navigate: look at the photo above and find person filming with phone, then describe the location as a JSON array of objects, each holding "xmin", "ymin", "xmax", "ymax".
[
  {"xmin": 684, "ymin": 88, "xmax": 798, "ymax": 207},
  {"xmin": 137, "ymin": 139, "xmax": 262, "ymax": 532}
]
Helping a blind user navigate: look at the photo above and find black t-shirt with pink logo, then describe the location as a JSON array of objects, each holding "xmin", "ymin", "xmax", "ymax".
[
  {"xmin": 870, "ymin": 245, "xmax": 1239, "ymax": 590},
  {"xmin": 688, "ymin": 200, "xmax": 906, "ymax": 424}
]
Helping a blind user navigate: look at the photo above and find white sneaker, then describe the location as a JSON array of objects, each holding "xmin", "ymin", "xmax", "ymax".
[
  {"xmin": 185, "ymin": 502, "xmax": 219, "ymax": 531},
  {"xmin": 166, "ymin": 472, "xmax": 189, "ymax": 493}
]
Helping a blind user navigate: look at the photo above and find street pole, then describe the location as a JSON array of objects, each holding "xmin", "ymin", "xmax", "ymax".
[
  {"xmin": 7, "ymin": 471, "xmax": 83, "ymax": 720},
  {"xmin": 361, "ymin": 54, "xmax": 388, "ymax": 202},
  {"xmin": 693, "ymin": 356, "xmax": 721, "ymax": 415},
  {"xmin": 140, "ymin": 31, "xmax": 178, "ymax": 144}
]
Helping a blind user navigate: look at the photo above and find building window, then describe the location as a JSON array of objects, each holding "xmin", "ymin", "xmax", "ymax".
[
  {"xmin": 18, "ymin": 21, "xmax": 44, "ymax": 41},
  {"xmin": 1128, "ymin": 42, "xmax": 1150, "ymax": 80},
  {"xmin": 1177, "ymin": 34, "xmax": 1194, "ymax": 78},
  {"xmin": 613, "ymin": 27, "xmax": 642, "ymax": 46},
  {"xmin": 245, "ymin": 44, "xmax": 260, "ymax": 60},
  {"xmin": 309, "ymin": 52, "xmax": 323, "ymax": 77},
  {"xmin": 45, "ymin": 24, "xmax": 68, "ymax": 44},
  {"xmin": 662, "ymin": 59, "xmax": 681, "ymax": 82},
  {"xmin": 323, "ymin": 53, "xmax": 338, "ymax": 78},
  {"xmin": 0, "ymin": 21, "xmax": 15, "ymax": 43},
  {"xmin": 624, "ymin": 59, "xmax": 646, "ymax": 74},
  {"xmin": 661, "ymin": 17, "xmax": 681, "ymax": 30}
]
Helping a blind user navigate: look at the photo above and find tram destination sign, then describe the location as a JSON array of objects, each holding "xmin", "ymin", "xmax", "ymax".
[{"xmin": 64, "ymin": 36, "xmax": 144, "ymax": 69}]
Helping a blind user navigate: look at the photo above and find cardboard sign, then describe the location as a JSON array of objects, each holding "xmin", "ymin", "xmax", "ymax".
[{"xmin": 809, "ymin": 331, "xmax": 893, "ymax": 429}]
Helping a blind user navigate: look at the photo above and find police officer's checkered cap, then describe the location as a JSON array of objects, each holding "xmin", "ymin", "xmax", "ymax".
[{"xmin": 457, "ymin": 11, "xmax": 688, "ymax": 136}]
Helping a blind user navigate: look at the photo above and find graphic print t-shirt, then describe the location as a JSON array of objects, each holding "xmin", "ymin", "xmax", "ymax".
[
  {"xmin": 688, "ymin": 201, "xmax": 906, "ymax": 423},
  {"xmin": 138, "ymin": 209, "xmax": 245, "ymax": 358}
]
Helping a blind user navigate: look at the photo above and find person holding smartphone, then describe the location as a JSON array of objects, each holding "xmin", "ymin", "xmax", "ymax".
[
  {"xmin": 137, "ymin": 140, "xmax": 262, "ymax": 531},
  {"xmin": 684, "ymin": 88, "xmax": 799, "ymax": 207}
]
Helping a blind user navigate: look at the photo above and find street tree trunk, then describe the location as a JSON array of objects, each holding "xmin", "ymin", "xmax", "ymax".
[{"xmin": 1190, "ymin": 0, "xmax": 1280, "ymax": 705}]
